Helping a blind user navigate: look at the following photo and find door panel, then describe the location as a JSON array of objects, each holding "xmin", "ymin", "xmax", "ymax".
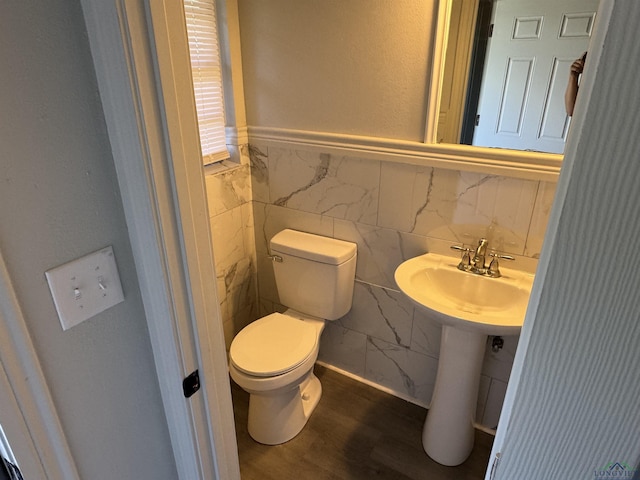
[
  {"xmin": 497, "ymin": 57, "xmax": 534, "ymax": 135},
  {"xmin": 538, "ymin": 58, "xmax": 573, "ymax": 142},
  {"xmin": 473, "ymin": 0, "xmax": 598, "ymax": 153}
]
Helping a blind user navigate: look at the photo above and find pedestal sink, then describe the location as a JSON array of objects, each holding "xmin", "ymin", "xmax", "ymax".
[{"xmin": 394, "ymin": 253, "xmax": 534, "ymax": 466}]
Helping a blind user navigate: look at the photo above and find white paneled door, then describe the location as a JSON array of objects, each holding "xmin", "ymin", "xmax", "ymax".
[{"xmin": 473, "ymin": 0, "xmax": 599, "ymax": 153}]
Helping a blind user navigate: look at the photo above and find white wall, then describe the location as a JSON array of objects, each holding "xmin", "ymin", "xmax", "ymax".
[
  {"xmin": 0, "ymin": 1, "xmax": 177, "ymax": 478},
  {"xmin": 238, "ymin": 0, "xmax": 437, "ymax": 141}
]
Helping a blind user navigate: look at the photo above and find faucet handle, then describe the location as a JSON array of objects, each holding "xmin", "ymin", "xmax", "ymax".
[
  {"xmin": 450, "ymin": 244, "xmax": 469, "ymax": 254},
  {"xmin": 450, "ymin": 245, "xmax": 472, "ymax": 271},
  {"xmin": 487, "ymin": 253, "xmax": 515, "ymax": 278},
  {"xmin": 489, "ymin": 252, "xmax": 515, "ymax": 261}
]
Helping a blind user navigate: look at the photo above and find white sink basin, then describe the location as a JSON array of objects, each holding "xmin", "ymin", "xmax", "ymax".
[
  {"xmin": 394, "ymin": 253, "xmax": 534, "ymax": 335},
  {"xmin": 394, "ymin": 252, "xmax": 535, "ymax": 466}
]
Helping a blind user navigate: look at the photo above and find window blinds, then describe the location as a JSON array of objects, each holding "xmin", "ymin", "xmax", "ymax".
[{"xmin": 184, "ymin": 0, "xmax": 229, "ymax": 164}]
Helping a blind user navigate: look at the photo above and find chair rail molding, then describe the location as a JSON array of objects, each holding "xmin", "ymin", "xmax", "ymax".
[{"xmin": 248, "ymin": 126, "xmax": 561, "ymax": 182}]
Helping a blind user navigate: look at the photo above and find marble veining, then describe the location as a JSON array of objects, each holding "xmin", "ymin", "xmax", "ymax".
[
  {"xmin": 376, "ymin": 164, "xmax": 538, "ymax": 256},
  {"xmin": 205, "ymin": 148, "xmax": 260, "ymax": 347},
  {"xmin": 339, "ymin": 281, "xmax": 413, "ymax": 347},
  {"xmin": 273, "ymin": 153, "xmax": 330, "ymax": 207},
  {"xmin": 372, "ymin": 286, "xmax": 405, "ymax": 346},
  {"xmin": 267, "ymin": 148, "xmax": 380, "ymax": 225},
  {"xmin": 234, "ymin": 143, "xmax": 556, "ymax": 429},
  {"xmin": 365, "ymin": 336, "xmax": 439, "ymax": 406},
  {"xmin": 410, "ymin": 309, "xmax": 442, "ymax": 358},
  {"xmin": 367, "ymin": 337, "xmax": 417, "ymax": 397},
  {"xmin": 210, "ymin": 207, "xmax": 245, "ymax": 272},
  {"xmin": 409, "ymin": 168, "xmax": 435, "ymax": 233},
  {"xmin": 377, "ymin": 162, "xmax": 434, "ymax": 233},
  {"xmin": 334, "ymin": 221, "xmax": 408, "ymax": 289},
  {"xmin": 248, "ymin": 145, "xmax": 269, "ymax": 203},
  {"xmin": 205, "ymin": 164, "xmax": 252, "ymax": 217}
]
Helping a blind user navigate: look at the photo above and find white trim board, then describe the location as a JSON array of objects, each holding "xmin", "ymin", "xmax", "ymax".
[
  {"xmin": 146, "ymin": 1, "xmax": 241, "ymax": 477},
  {"xmin": 80, "ymin": 0, "xmax": 239, "ymax": 479},
  {"xmin": 0, "ymin": 249, "xmax": 80, "ymax": 479},
  {"xmin": 248, "ymin": 127, "xmax": 561, "ymax": 182}
]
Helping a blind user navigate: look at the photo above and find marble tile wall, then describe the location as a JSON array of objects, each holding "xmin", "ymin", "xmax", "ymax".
[
  {"xmin": 205, "ymin": 146, "xmax": 260, "ymax": 349},
  {"xmin": 249, "ymin": 144, "xmax": 556, "ymax": 429}
]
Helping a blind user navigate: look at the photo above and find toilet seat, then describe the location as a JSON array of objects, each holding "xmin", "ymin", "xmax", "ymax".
[{"xmin": 230, "ymin": 313, "xmax": 318, "ymax": 377}]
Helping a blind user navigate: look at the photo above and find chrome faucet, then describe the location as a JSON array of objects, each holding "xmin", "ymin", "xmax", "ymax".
[
  {"xmin": 471, "ymin": 238, "xmax": 489, "ymax": 273},
  {"xmin": 450, "ymin": 238, "xmax": 514, "ymax": 278}
]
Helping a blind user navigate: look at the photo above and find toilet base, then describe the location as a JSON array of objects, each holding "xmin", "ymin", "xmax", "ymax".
[{"xmin": 247, "ymin": 369, "xmax": 322, "ymax": 445}]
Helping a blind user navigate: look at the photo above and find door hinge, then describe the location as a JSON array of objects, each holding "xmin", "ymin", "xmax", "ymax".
[
  {"xmin": 475, "ymin": 114, "xmax": 481, "ymax": 126},
  {"xmin": 183, "ymin": 369, "xmax": 200, "ymax": 398},
  {"xmin": 489, "ymin": 452, "xmax": 501, "ymax": 480},
  {"xmin": 489, "ymin": 23, "xmax": 494, "ymax": 37}
]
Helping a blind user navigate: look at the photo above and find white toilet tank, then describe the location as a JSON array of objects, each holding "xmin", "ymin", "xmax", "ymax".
[{"xmin": 270, "ymin": 229, "xmax": 357, "ymax": 320}]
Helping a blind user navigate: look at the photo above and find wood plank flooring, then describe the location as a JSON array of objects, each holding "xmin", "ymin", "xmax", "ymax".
[{"xmin": 231, "ymin": 365, "xmax": 493, "ymax": 480}]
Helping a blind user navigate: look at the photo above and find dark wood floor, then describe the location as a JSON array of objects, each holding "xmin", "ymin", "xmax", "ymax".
[{"xmin": 231, "ymin": 365, "xmax": 493, "ymax": 480}]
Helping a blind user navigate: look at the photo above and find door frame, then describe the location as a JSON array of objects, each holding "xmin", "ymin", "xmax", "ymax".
[
  {"xmin": 0, "ymin": 361, "xmax": 45, "ymax": 480},
  {"xmin": 0, "ymin": 249, "xmax": 80, "ymax": 479},
  {"xmin": 79, "ymin": 0, "xmax": 240, "ymax": 479}
]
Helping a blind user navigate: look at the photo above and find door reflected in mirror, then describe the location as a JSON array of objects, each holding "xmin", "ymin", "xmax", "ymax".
[{"xmin": 437, "ymin": 0, "xmax": 599, "ymax": 154}]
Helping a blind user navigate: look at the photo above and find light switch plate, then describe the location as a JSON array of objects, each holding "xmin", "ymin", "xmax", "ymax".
[{"xmin": 45, "ymin": 246, "xmax": 125, "ymax": 331}]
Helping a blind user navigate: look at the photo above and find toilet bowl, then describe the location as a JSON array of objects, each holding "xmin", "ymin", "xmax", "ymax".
[
  {"xmin": 228, "ymin": 230, "xmax": 357, "ymax": 445},
  {"xmin": 229, "ymin": 310, "xmax": 325, "ymax": 445}
]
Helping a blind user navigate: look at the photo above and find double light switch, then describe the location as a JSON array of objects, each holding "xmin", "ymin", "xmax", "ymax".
[{"xmin": 45, "ymin": 246, "xmax": 125, "ymax": 330}]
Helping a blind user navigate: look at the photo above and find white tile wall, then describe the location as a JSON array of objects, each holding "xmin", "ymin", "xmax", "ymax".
[
  {"xmin": 318, "ymin": 322, "xmax": 367, "ymax": 377},
  {"xmin": 206, "ymin": 150, "xmax": 259, "ymax": 349},
  {"xmin": 207, "ymin": 143, "xmax": 556, "ymax": 430},
  {"xmin": 339, "ymin": 282, "xmax": 414, "ymax": 348},
  {"xmin": 365, "ymin": 336, "xmax": 439, "ymax": 406},
  {"xmin": 267, "ymin": 148, "xmax": 381, "ymax": 225}
]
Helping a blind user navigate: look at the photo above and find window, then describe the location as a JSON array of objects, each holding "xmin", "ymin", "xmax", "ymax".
[{"xmin": 184, "ymin": 0, "xmax": 229, "ymax": 164}]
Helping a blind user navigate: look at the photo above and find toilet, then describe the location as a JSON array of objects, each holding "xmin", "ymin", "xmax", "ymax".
[{"xmin": 229, "ymin": 229, "xmax": 357, "ymax": 445}]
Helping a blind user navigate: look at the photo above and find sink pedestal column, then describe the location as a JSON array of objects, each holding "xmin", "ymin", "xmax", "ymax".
[{"xmin": 423, "ymin": 325, "xmax": 486, "ymax": 466}]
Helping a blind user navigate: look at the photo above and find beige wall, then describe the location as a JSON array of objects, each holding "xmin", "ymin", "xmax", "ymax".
[
  {"xmin": 0, "ymin": 1, "xmax": 177, "ymax": 478},
  {"xmin": 238, "ymin": 0, "xmax": 437, "ymax": 141}
]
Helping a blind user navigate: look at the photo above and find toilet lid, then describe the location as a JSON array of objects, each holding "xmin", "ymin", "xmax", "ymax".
[{"xmin": 230, "ymin": 313, "xmax": 318, "ymax": 377}]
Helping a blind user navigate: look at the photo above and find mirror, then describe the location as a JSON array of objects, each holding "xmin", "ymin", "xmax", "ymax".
[{"xmin": 432, "ymin": 0, "xmax": 599, "ymax": 155}]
